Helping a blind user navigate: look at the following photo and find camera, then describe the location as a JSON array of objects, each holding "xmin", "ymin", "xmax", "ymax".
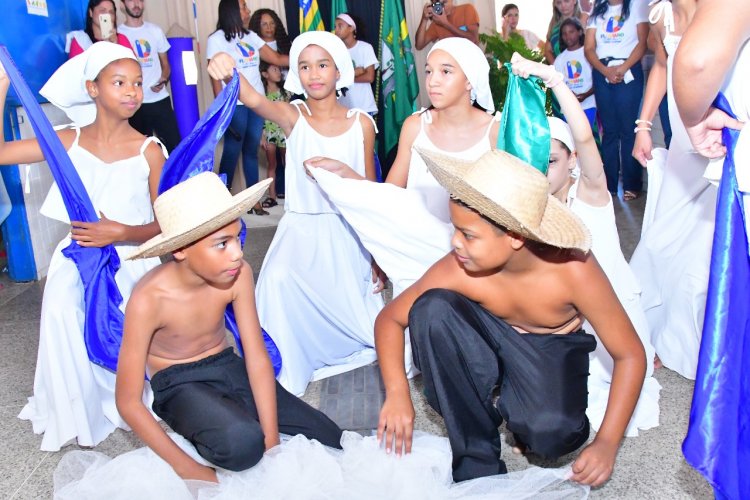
[{"xmin": 431, "ymin": 1, "xmax": 444, "ymax": 16}]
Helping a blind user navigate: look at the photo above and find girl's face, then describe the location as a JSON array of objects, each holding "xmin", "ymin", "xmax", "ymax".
[
  {"xmin": 238, "ymin": 0, "xmax": 250, "ymax": 27},
  {"xmin": 504, "ymin": 8, "xmax": 519, "ymax": 29},
  {"xmin": 259, "ymin": 13, "xmax": 276, "ymax": 41},
  {"xmin": 425, "ymin": 49, "xmax": 472, "ymax": 109},
  {"xmin": 88, "ymin": 58, "xmax": 143, "ymax": 119},
  {"xmin": 554, "ymin": 0, "xmax": 577, "ymax": 18},
  {"xmin": 90, "ymin": 1, "xmax": 116, "ymax": 28},
  {"xmin": 297, "ymin": 45, "xmax": 339, "ymax": 99},
  {"xmin": 547, "ymin": 139, "xmax": 576, "ymax": 195},
  {"xmin": 561, "ymin": 23, "xmax": 582, "ymax": 49},
  {"xmin": 334, "ymin": 19, "xmax": 355, "ymax": 41},
  {"xmin": 263, "ymin": 65, "xmax": 283, "ymax": 84}
]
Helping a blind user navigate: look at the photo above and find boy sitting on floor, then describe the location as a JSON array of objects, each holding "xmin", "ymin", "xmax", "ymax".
[
  {"xmin": 116, "ymin": 172, "xmax": 343, "ymax": 483},
  {"xmin": 375, "ymin": 149, "xmax": 646, "ymax": 487}
]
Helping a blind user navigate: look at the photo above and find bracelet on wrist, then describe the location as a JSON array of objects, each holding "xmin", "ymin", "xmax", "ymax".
[
  {"xmin": 635, "ymin": 119, "xmax": 653, "ymax": 126},
  {"xmin": 634, "ymin": 126, "xmax": 652, "ymax": 133}
]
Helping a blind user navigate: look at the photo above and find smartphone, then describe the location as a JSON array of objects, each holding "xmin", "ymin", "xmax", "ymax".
[{"xmin": 99, "ymin": 13, "xmax": 114, "ymax": 39}]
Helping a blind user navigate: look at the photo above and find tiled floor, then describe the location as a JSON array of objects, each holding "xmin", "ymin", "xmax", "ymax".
[{"xmin": 1, "ymin": 187, "xmax": 713, "ymax": 499}]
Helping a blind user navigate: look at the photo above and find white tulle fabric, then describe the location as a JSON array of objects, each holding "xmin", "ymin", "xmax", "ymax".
[{"xmin": 53, "ymin": 432, "xmax": 589, "ymax": 499}]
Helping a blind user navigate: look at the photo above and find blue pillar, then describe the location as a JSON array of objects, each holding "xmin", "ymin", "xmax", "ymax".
[{"xmin": 167, "ymin": 36, "xmax": 200, "ymax": 139}]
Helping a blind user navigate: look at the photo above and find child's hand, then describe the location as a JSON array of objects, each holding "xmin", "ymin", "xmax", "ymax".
[
  {"xmin": 377, "ymin": 392, "xmax": 415, "ymax": 456},
  {"xmin": 304, "ymin": 156, "xmax": 359, "ymax": 179},
  {"xmin": 510, "ymin": 52, "xmax": 557, "ymax": 83},
  {"xmin": 70, "ymin": 212, "xmax": 125, "ymax": 247},
  {"xmin": 686, "ymin": 106, "xmax": 744, "ymax": 159},
  {"xmin": 632, "ymin": 130, "xmax": 654, "ymax": 167},
  {"xmin": 207, "ymin": 53, "xmax": 237, "ymax": 82},
  {"xmin": 570, "ymin": 438, "xmax": 617, "ymax": 487},
  {"xmin": 179, "ymin": 462, "xmax": 218, "ymax": 483},
  {"xmin": 371, "ymin": 260, "xmax": 387, "ymax": 294}
]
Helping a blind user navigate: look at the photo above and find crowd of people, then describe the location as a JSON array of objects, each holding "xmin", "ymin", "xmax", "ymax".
[{"xmin": 1, "ymin": 0, "xmax": 748, "ymax": 496}]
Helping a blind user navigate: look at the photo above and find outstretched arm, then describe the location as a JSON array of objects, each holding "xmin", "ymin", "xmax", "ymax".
[
  {"xmin": 510, "ymin": 53, "xmax": 608, "ymax": 206},
  {"xmin": 207, "ymin": 53, "xmax": 298, "ymax": 136}
]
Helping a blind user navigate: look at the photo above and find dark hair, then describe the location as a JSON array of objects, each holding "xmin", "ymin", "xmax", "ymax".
[
  {"xmin": 452, "ymin": 199, "xmax": 508, "ymax": 235},
  {"xmin": 591, "ymin": 0, "xmax": 631, "ymax": 20},
  {"xmin": 501, "ymin": 3, "xmax": 519, "ymax": 16},
  {"xmin": 249, "ymin": 8, "xmax": 291, "ymax": 55},
  {"xmin": 216, "ymin": 0, "xmax": 249, "ymax": 42},
  {"xmin": 85, "ymin": 0, "xmax": 116, "ymax": 42},
  {"xmin": 338, "ymin": 12, "xmax": 367, "ymax": 40},
  {"xmin": 259, "ymin": 60, "xmax": 288, "ymax": 96},
  {"xmin": 559, "ymin": 17, "xmax": 585, "ymax": 49}
]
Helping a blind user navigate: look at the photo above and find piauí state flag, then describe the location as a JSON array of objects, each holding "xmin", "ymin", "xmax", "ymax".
[
  {"xmin": 299, "ymin": 0, "xmax": 325, "ymax": 33},
  {"xmin": 379, "ymin": 0, "xmax": 420, "ymax": 156}
]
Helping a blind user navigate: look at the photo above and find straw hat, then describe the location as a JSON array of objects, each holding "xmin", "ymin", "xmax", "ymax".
[
  {"xmin": 128, "ymin": 173, "xmax": 272, "ymax": 259},
  {"xmin": 418, "ymin": 148, "xmax": 591, "ymax": 252}
]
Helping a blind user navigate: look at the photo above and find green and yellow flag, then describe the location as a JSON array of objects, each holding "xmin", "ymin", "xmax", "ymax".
[
  {"xmin": 379, "ymin": 0, "xmax": 420, "ymax": 156},
  {"xmin": 330, "ymin": 0, "xmax": 349, "ymax": 30},
  {"xmin": 299, "ymin": 0, "xmax": 324, "ymax": 32}
]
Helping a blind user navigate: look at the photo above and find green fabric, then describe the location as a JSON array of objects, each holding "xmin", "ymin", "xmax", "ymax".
[
  {"xmin": 379, "ymin": 0, "xmax": 420, "ymax": 156},
  {"xmin": 496, "ymin": 63, "xmax": 550, "ymax": 174},
  {"xmin": 330, "ymin": 0, "xmax": 348, "ymax": 31}
]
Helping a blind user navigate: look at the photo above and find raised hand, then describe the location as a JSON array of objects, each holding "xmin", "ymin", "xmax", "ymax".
[
  {"xmin": 207, "ymin": 53, "xmax": 238, "ymax": 82},
  {"xmin": 510, "ymin": 52, "xmax": 558, "ymax": 82}
]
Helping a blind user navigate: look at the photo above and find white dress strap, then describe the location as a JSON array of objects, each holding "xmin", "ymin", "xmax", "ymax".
[
  {"xmin": 648, "ymin": 0, "xmax": 674, "ymax": 35},
  {"xmin": 290, "ymin": 99, "xmax": 312, "ymax": 117},
  {"xmin": 346, "ymin": 108, "xmax": 378, "ymax": 134},
  {"xmin": 139, "ymin": 136, "xmax": 168, "ymax": 159}
]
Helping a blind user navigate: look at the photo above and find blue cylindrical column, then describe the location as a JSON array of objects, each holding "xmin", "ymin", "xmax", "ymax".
[{"xmin": 167, "ymin": 36, "xmax": 200, "ymax": 139}]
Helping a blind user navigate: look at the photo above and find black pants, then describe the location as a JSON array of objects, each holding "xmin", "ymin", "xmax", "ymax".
[
  {"xmin": 409, "ymin": 289, "xmax": 596, "ymax": 482},
  {"xmin": 129, "ymin": 96, "xmax": 181, "ymax": 153},
  {"xmin": 150, "ymin": 348, "xmax": 343, "ymax": 471}
]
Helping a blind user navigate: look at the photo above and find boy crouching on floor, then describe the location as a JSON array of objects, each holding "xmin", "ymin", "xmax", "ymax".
[
  {"xmin": 116, "ymin": 172, "xmax": 342, "ymax": 482},
  {"xmin": 376, "ymin": 149, "xmax": 646, "ymax": 487}
]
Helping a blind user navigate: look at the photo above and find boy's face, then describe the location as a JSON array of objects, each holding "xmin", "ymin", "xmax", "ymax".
[
  {"xmin": 176, "ymin": 219, "xmax": 244, "ymax": 285},
  {"xmin": 449, "ymin": 201, "xmax": 515, "ymax": 272},
  {"xmin": 334, "ymin": 19, "xmax": 354, "ymax": 41}
]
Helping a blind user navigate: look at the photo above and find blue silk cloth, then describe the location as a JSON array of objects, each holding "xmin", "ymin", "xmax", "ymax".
[
  {"xmin": 158, "ymin": 71, "xmax": 281, "ymax": 375},
  {"xmin": 1, "ymin": 46, "xmax": 126, "ymax": 372},
  {"xmin": 497, "ymin": 63, "xmax": 550, "ymax": 174},
  {"xmin": 682, "ymin": 93, "xmax": 750, "ymax": 500}
]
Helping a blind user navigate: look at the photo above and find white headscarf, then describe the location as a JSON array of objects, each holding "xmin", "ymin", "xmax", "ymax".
[
  {"xmin": 284, "ymin": 31, "xmax": 354, "ymax": 96},
  {"xmin": 40, "ymin": 42, "xmax": 137, "ymax": 127},
  {"xmin": 428, "ymin": 38, "xmax": 494, "ymax": 113}
]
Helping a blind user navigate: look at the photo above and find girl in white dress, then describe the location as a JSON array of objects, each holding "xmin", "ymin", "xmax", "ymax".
[
  {"xmin": 629, "ymin": 0, "xmax": 711, "ymax": 380},
  {"xmin": 0, "ymin": 42, "xmax": 166, "ymax": 451},
  {"xmin": 208, "ymin": 31, "xmax": 383, "ymax": 397}
]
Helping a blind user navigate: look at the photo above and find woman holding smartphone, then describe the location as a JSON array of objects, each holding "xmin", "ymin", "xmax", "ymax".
[{"xmin": 66, "ymin": 0, "xmax": 134, "ymax": 59}]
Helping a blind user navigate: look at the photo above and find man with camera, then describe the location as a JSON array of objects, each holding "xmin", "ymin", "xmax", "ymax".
[{"xmin": 414, "ymin": 0, "xmax": 480, "ymax": 50}]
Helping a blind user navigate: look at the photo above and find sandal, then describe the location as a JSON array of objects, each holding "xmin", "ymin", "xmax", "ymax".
[
  {"xmin": 248, "ymin": 204, "xmax": 269, "ymax": 216},
  {"xmin": 277, "ymin": 193, "xmax": 285, "ymax": 199},
  {"xmin": 262, "ymin": 197, "xmax": 278, "ymax": 208},
  {"xmin": 623, "ymin": 190, "xmax": 640, "ymax": 201}
]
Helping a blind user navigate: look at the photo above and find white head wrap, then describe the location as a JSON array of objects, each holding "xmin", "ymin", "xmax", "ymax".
[
  {"xmin": 548, "ymin": 116, "xmax": 580, "ymax": 178},
  {"xmin": 336, "ymin": 13, "xmax": 356, "ymax": 29},
  {"xmin": 40, "ymin": 42, "xmax": 137, "ymax": 127},
  {"xmin": 284, "ymin": 31, "xmax": 354, "ymax": 96},
  {"xmin": 428, "ymin": 38, "xmax": 494, "ymax": 113}
]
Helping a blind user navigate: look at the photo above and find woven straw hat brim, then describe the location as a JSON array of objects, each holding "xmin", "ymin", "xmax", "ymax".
[
  {"xmin": 128, "ymin": 178, "xmax": 272, "ymax": 260},
  {"xmin": 422, "ymin": 149, "xmax": 591, "ymax": 252}
]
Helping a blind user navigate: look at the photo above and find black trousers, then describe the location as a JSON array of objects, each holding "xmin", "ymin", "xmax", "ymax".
[
  {"xmin": 150, "ymin": 348, "xmax": 343, "ymax": 471},
  {"xmin": 129, "ymin": 96, "xmax": 181, "ymax": 153},
  {"xmin": 409, "ymin": 289, "xmax": 597, "ymax": 482}
]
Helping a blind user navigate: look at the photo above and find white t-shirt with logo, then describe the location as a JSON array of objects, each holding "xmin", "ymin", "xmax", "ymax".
[
  {"xmin": 554, "ymin": 47, "xmax": 596, "ymax": 110},
  {"xmin": 207, "ymin": 30, "xmax": 266, "ymax": 104},
  {"xmin": 586, "ymin": 0, "xmax": 648, "ymax": 60},
  {"xmin": 118, "ymin": 22, "xmax": 171, "ymax": 103},
  {"xmin": 337, "ymin": 40, "xmax": 379, "ymax": 114}
]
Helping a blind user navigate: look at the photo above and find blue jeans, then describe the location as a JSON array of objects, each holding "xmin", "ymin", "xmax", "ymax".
[
  {"xmin": 219, "ymin": 104, "xmax": 264, "ymax": 189},
  {"xmin": 592, "ymin": 61, "xmax": 644, "ymax": 193}
]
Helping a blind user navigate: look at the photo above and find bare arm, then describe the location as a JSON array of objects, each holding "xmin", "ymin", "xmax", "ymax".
[
  {"xmin": 233, "ymin": 260, "xmax": 280, "ymax": 450},
  {"xmin": 150, "ymin": 52, "xmax": 171, "ymax": 93},
  {"xmin": 569, "ymin": 255, "xmax": 646, "ymax": 487},
  {"xmin": 384, "ymin": 114, "xmax": 422, "ymax": 187},
  {"xmin": 429, "ymin": 11, "xmax": 479, "ymax": 44},
  {"xmin": 544, "ymin": 19, "xmax": 557, "ymax": 63},
  {"xmin": 354, "ymin": 65, "xmax": 376, "ymax": 84},
  {"xmin": 361, "ymin": 115, "xmax": 377, "ymax": 181},
  {"xmin": 116, "ymin": 289, "xmax": 218, "ymax": 482},
  {"xmin": 615, "ymin": 23, "xmax": 648, "ymax": 74},
  {"xmin": 259, "ymin": 45, "xmax": 290, "ymax": 68},
  {"xmin": 673, "ymin": 0, "xmax": 750, "ymax": 127},
  {"xmin": 584, "ymin": 27, "xmax": 616, "ymax": 82},
  {"xmin": 207, "ymin": 52, "xmax": 298, "ymax": 135},
  {"xmin": 414, "ymin": 4, "xmax": 436, "ymax": 51},
  {"xmin": 633, "ymin": 25, "xmax": 668, "ymax": 166}
]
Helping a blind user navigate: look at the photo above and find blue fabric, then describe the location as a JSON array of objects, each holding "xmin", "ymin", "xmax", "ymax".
[
  {"xmin": 217, "ymin": 104, "xmax": 264, "ymax": 190},
  {"xmin": 159, "ymin": 72, "xmax": 281, "ymax": 375},
  {"xmin": 682, "ymin": 93, "xmax": 750, "ymax": 500},
  {"xmin": 0, "ymin": 46, "xmax": 126, "ymax": 372}
]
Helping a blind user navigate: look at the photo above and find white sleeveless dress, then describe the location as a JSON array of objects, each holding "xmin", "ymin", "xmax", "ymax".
[
  {"xmin": 18, "ymin": 129, "xmax": 163, "ymax": 451},
  {"xmin": 254, "ymin": 104, "xmax": 384, "ymax": 397},
  {"xmin": 568, "ymin": 183, "xmax": 661, "ymax": 436},
  {"xmin": 630, "ymin": 3, "xmax": 715, "ymax": 380}
]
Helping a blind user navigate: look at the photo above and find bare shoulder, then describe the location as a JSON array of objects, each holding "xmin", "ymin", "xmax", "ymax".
[
  {"xmin": 129, "ymin": 262, "xmax": 174, "ymax": 309},
  {"xmin": 57, "ymin": 128, "xmax": 78, "ymax": 149},
  {"xmin": 357, "ymin": 112, "xmax": 376, "ymax": 135},
  {"xmin": 232, "ymin": 259, "xmax": 255, "ymax": 295},
  {"xmin": 399, "ymin": 113, "xmax": 422, "ymax": 142}
]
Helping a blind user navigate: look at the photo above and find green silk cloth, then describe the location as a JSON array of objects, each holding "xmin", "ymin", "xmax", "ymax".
[{"xmin": 496, "ymin": 63, "xmax": 550, "ymax": 174}]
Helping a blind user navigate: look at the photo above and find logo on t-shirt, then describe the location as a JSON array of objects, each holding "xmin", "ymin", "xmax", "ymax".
[
  {"xmin": 236, "ymin": 41, "xmax": 256, "ymax": 59},
  {"xmin": 566, "ymin": 60, "xmax": 583, "ymax": 79},
  {"xmin": 133, "ymin": 39, "xmax": 155, "ymax": 67},
  {"xmin": 605, "ymin": 16, "xmax": 624, "ymax": 33}
]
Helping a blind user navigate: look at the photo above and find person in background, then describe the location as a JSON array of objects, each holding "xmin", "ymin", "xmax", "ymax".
[
  {"xmin": 67, "ymin": 0, "xmax": 133, "ymax": 58},
  {"xmin": 415, "ymin": 0, "xmax": 480, "ymax": 50},
  {"xmin": 118, "ymin": 0, "xmax": 181, "ymax": 153},
  {"xmin": 334, "ymin": 14, "xmax": 379, "ymax": 117},
  {"xmin": 500, "ymin": 3, "xmax": 544, "ymax": 52},
  {"xmin": 545, "ymin": 0, "xmax": 589, "ymax": 63},
  {"xmin": 554, "ymin": 17, "xmax": 597, "ymax": 133}
]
